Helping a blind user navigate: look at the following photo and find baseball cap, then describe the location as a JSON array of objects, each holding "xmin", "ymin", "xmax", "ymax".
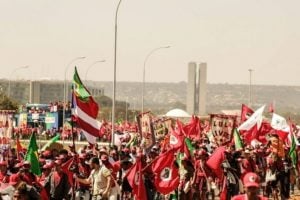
[{"xmin": 243, "ymin": 172, "xmax": 260, "ymax": 188}]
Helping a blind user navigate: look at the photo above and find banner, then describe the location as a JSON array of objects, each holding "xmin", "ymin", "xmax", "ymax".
[
  {"xmin": 45, "ymin": 112, "xmax": 59, "ymax": 130},
  {"xmin": 137, "ymin": 112, "xmax": 155, "ymax": 152},
  {"xmin": 209, "ymin": 114, "xmax": 237, "ymax": 146},
  {"xmin": 152, "ymin": 117, "xmax": 172, "ymax": 140}
]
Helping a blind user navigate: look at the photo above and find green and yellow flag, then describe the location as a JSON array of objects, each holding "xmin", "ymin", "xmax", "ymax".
[
  {"xmin": 41, "ymin": 134, "xmax": 60, "ymax": 151},
  {"xmin": 25, "ymin": 133, "xmax": 41, "ymax": 176}
]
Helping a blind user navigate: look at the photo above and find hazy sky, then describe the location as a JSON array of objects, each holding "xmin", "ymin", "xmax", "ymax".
[{"xmin": 1, "ymin": 0, "xmax": 300, "ymax": 85}]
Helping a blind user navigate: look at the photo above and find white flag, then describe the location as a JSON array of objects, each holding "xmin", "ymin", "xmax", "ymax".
[
  {"xmin": 238, "ymin": 105, "xmax": 265, "ymax": 131},
  {"xmin": 271, "ymin": 113, "xmax": 290, "ymax": 132}
]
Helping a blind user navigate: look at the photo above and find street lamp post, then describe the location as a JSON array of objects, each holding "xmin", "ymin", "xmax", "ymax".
[
  {"xmin": 84, "ymin": 60, "xmax": 106, "ymax": 81},
  {"xmin": 142, "ymin": 46, "xmax": 170, "ymax": 114},
  {"xmin": 8, "ymin": 66, "xmax": 29, "ymax": 98},
  {"xmin": 248, "ymin": 69, "xmax": 253, "ymax": 107},
  {"xmin": 62, "ymin": 57, "xmax": 85, "ymax": 126},
  {"xmin": 112, "ymin": 0, "xmax": 123, "ymax": 146}
]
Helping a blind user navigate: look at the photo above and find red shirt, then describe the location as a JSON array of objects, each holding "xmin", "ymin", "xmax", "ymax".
[
  {"xmin": 0, "ymin": 172, "xmax": 9, "ymax": 183},
  {"xmin": 22, "ymin": 172, "xmax": 37, "ymax": 185},
  {"xmin": 232, "ymin": 194, "xmax": 268, "ymax": 200}
]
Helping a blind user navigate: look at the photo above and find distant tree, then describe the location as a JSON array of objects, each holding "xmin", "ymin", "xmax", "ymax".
[
  {"xmin": 0, "ymin": 92, "xmax": 19, "ymax": 110},
  {"xmin": 94, "ymin": 95, "xmax": 134, "ymax": 121}
]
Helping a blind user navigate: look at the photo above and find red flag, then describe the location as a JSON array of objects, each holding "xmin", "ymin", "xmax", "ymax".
[
  {"xmin": 206, "ymin": 146, "xmax": 226, "ymax": 179},
  {"xmin": 16, "ymin": 137, "xmax": 23, "ymax": 160},
  {"xmin": 169, "ymin": 128, "xmax": 184, "ymax": 150},
  {"xmin": 240, "ymin": 104, "xmax": 254, "ymax": 122},
  {"xmin": 125, "ymin": 158, "xmax": 147, "ymax": 200},
  {"xmin": 183, "ymin": 116, "xmax": 201, "ymax": 139},
  {"xmin": 61, "ymin": 158, "xmax": 75, "ymax": 187},
  {"xmin": 242, "ymin": 121, "xmax": 273, "ymax": 144},
  {"xmin": 151, "ymin": 149, "xmax": 179, "ymax": 194}
]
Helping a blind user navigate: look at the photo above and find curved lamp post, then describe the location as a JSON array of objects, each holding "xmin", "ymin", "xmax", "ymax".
[
  {"xmin": 85, "ymin": 60, "xmax": 106, "ymax": 81},
  {"xmin": 142, "ymin": 46, "xmax": 170, "ymax": 114}
]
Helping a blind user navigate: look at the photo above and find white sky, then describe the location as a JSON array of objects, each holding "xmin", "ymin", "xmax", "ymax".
[{"xmin": 1, "ymin": 0, "xmax": 300, "ymax": 85}]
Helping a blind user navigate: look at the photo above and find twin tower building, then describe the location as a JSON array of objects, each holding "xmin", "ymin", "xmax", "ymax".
[{"xmin": 186, "ymin": 62, "xmax": 207, "ymax": 116}]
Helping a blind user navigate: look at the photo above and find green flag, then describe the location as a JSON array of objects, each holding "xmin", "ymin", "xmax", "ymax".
[
  {"xmin": 184, "ymin": 138, "xmax": 195, "ymax": 157},
  {"xmin": 73, "ymin": 67, "xmax": 90, "ymax": 101},
  {"xmin": 289, "ymin": 133, "xmax": 297, "ymax": 167},
  {"xmin": 41, "ymin": 134, "xmax": 60, "ymax": 151},
  {"xmin": 25, "ymin": 133, "xmax": 41, "ymax": 176},
  {"xmin": 233, "ymin": 128, "xmax": 243, "ymax": 151}
]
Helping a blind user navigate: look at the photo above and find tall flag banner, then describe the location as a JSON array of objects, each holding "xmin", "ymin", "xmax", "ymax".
[
  {"xmin": 241, "ymin": 104, "xmax": 254, "ymax": 123},
  {"xmin": 73, "ymin": 67, "xmax": 101, "ymax": 144},
  {"xmin": 41, "ymin": 134, "xmax": 60, "ymax": 151},
  {"xmin": 238, "ymin": 105, "xmax": 265, "ymax": 143},
  {"xmin": 24, "ymin": 133, "xmax": 41, "ymax": 176},
  {"xmin": 151, "ymin": 149, "xmax": 180, "ymax": 195},
  {"xmin": 136, "ymin": 112, "xmax": 155, "ymax": 152},
  {"xmin": 210, "ymin": 114, "xmax": 237, "ymax": 146},
  {"xmin": 125, "ymin": 157, "xmax": 147, "ymax": 200},
  {"xmin": 271, "ymin": 113, "xmax": 289, "ymax": 141},
  {"xmin": 233, "ymin": 128, "xmax": 243, "ymax": 151}
]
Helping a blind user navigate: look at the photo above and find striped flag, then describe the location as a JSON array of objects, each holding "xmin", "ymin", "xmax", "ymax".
[{"xmin": 73, "ymin": 67, "xmax": 101, "ymax": 144}]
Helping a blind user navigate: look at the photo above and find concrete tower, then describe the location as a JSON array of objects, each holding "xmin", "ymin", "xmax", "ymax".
[
  {"xmin": 186, "ymin": 62, "xmax": 197, "ymax": 115},
  {"xmin": 186, "ymin": 62, "xmax": 207, "ymax": 116},
  {"xmin": 198, "ymin": 63, "xmax": 207, "ymax": 115}
]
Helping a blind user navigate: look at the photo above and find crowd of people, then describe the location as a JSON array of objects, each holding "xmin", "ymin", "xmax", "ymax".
[
  {"xmin": 0, "ymin": 127, "xmax": 298, "ymax": 200},
  {"xmin": 0, "ymin": 103, "xmax": 299, "ymax": 200}
]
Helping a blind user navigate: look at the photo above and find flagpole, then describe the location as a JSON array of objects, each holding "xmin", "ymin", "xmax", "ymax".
[
  {"xmin": 71, "ymin": 77, "xmax": 76, "ymax": 200},
  {"xmin": 142, "ymin": 46, "xmax": 171, "ymax": 114}
]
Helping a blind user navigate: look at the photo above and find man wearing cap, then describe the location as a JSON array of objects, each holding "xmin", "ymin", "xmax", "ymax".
[
  {"xmin": 76, "ymin": 157, "xmax": 112, "ymax": 200},
  {"xmin": 100, "ymin": 154, "xmax": 120, "ymax": 200},
  {"xmin": 240, "ymin": 149, "xmax": 256, "ymax": 180},
  {"xmin": 20, "ymin": 161, "xmax": 37, "ymax": 186},
  {"xmin": 232, "ymin": 172, "xmax": 268, "ymax": 200},
  {"xmin": 44, "ymin": 159, "xmax": 70, "ymax": 200},
  {"xmin": 75, "ymin": 154, "xmax": 91, "ymax": 200},
  {"xmin": 0, "ymin": 173, "xmax": 41, "ymax": 200},
  {"xmin": 38, "ymin": 163, "xmax": 52, "ymax": 186}
]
